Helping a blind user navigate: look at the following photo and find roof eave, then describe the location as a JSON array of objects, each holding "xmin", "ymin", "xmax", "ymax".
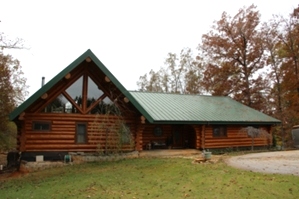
[{"xmin": 149, "ymin": 120, "xmax": 281, "ymax": 125}]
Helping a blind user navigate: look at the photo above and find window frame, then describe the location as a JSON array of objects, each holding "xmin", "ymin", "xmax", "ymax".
[
  {"xmin": 32, "ymin": 121, "xmax": 51, "ymax": 131},
  {"xmin": 76, "ymin": 122, "xmax": 87, "ymax": 144},
  {"xmin": 212, "ymin": 125, "xmax": 227, "ymax": 138},
  {"xmin": 119, "ymin": 123, "xmax": 132, "ymax": 144},
  {"xmin": 153, "ymin": 126, "xmax": 163, "ymax": 137}
]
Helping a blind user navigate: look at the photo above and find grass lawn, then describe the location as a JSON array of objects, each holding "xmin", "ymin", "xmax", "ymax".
[{"xmin": 0, "ymin": 157, "xmax": 298, "ymax": 199}]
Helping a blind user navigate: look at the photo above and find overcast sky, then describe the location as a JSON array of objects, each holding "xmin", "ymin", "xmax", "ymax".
[{"xmin": 1, "ymin": 0, "xmax": 298, "ymax": 98}]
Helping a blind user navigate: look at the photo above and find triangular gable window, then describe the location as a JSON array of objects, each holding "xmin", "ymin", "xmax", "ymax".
[
  {"xmin": 87, "ymin": 76, "xmax": 104, "ymax": 109},
  {"xmin": 42, "ymin": 94, "xmax": 75, "ymax": 113},
  {"xmin": 66, "ymin": 76, "xmax": 83, "ymax": 108},
  {"xmin": 41, "ymin": 74, "xmax": 119, "ymax": 115},
  {"xmin": 90, "ymin": 96, "xmax": 119, "ymax": 115}
]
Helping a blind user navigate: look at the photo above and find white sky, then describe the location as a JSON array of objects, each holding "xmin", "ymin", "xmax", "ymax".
[{"xmin": 1, "ymin": 0, "xmax": 298, "ymax": 97}]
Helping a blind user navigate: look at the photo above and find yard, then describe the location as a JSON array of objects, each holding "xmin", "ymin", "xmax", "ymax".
[{"xmin": 0, "ymin": 154, "xmax": 299, "ymax": 199}]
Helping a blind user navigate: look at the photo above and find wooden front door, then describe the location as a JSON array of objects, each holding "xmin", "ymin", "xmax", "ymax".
[{"xmin": 172, "ymin": 125, "xmax": 184, "ymax": 148}]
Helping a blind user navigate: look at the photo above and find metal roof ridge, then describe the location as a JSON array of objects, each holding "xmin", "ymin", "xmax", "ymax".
[{"xmin": 128, "ymin": 91, "xmax": 231, "ymax": 98}]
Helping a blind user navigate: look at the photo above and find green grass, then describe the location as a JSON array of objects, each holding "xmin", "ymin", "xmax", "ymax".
[{"xmin": 0, "ymin": 157, "xmax": 299, "ymax": 199}]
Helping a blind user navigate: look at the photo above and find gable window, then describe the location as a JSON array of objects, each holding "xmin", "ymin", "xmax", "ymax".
[
  {"xmin": 33, "ymin": 121, "xmax": 51, "ymax": 131},
  {"xmin": 40, "ymin": 73, "xmax": 120, "ymax": 115},
  {"xmin": 76, "ymin": 123, "xmax": 87, "ymax": 144},
  {"xmin": 213, "ymin": 126, "xmax": 227, "ymax": 137}
]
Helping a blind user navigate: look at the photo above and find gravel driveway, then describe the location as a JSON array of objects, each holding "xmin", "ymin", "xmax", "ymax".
[{"xmin": 226, "ymin": 150, "xmax": 299, "ymax": 176}]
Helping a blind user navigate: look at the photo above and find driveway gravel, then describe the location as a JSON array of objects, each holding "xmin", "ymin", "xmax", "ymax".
[{"xmin": 226, "ymin": 150, "xmax": 299, "ymax": 176}]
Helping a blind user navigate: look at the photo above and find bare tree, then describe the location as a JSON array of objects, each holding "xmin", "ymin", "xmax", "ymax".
[{"xmin": 239, "ymin": 126, "xmax": 271, "ymax": 151}]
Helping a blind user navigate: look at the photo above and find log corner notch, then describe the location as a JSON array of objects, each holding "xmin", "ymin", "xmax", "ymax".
[
  {"xmin": 140, "ymin": 115, "xmax": 146, "ymax": 124},
  {"xmin": 41, "ymin": 93, "xmax": 48, "ymax": 99},
  {"xmin": 85, "ymin": 57, "xmax": 92, "ymax": 63}
]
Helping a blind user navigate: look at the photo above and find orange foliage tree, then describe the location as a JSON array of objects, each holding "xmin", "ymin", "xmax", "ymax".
[{"xmin": 198, "ymin": 4, "xmax": 268, "ymax": 111}]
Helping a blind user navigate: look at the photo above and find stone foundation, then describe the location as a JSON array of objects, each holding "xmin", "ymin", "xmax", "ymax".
[{"xmin": 19, "ymin": 151, "xmax": 139, "ymax": 173}]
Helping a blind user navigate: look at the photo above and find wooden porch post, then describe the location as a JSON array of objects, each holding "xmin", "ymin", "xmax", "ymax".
[
  {"xmin": 135, "ymin": 125, "xmax": 145, "ymax": 151},
  {"xmin": 201, "ymin": 125, "xmax": 205, "ymax": 149},
  {"xmin": 192, "ymin": 125, "xmax": 202, "ymax": 149}
]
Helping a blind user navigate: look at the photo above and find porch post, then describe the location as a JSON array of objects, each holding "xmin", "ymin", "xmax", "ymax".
[
  {"xmin": 201, "ymin": 125, "xmax": 205, "ymax": 149},
  {"xmin": 192, "ymin": 125, "xmax": 202, "ymax": 149},
  {"xmin": 135, "ymin": 125, "xmax": 145, "ymax": 151}
]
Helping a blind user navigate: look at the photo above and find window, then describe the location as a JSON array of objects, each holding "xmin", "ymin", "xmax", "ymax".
[
  {"xmin": 119, "ymin": 124, "xmax": 131, "ymax": 144},
  {"xmin": 213, "ymin": 126, "xmax": 227, "ymax": 137},
  {"xmin": 33, "ymin": 121, "xmax": 51, "ymax": 131},
  {"xmin": 76, "ymin": 123, "xmax": 87, "ymax": 143},
  {"xmin": 153, "ymin": 126, "xmax": 163, "ymax": 136}
]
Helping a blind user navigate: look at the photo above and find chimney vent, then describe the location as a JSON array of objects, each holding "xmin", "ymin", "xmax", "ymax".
[{"xmin": 41, "ymin": 77, "xmax": 45, "ymax": 87}]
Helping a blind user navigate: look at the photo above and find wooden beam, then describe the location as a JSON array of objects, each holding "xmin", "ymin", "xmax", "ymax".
[
  {"xmin": 124, "ymin": 97, "xmax": 129, "ymax": 103},
  {"xmin": 140, "ymin": 116, "xmax": 146, "ymax": 124},
  {"xmin": 135, "ymin": 125, "xmax": 145, "ymax": 151},
  {"xmin": 104, "ymin": 76, "xmax": 111, "ymax": 82},
  {"xmin": 86, "ymin": 57, "xmax": 91, "ymax": 62},
  {"xmin": 41, "ymin": 93, "xmax": 48, "ymax": 99},
  {"xmin": 65, "ymin": 73, "xmax": 71, "ymax": 79}
]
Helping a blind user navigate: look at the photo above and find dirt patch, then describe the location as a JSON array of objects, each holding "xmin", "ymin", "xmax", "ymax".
[{"xmin": 226, "ymin": 150, "xmax": 299, "ymax": 176}]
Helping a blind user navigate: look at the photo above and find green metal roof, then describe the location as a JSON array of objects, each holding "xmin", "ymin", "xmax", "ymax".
[
  {"xmin": 128, "ymin": 91, "xmax": 281, "ymax": 125},
  {"xmin": 10, "ymin": 49, "xmax": 281, "ymax": 126},
  {"xmin": 9, "ymin": 49, "xmax": 131, "ymax": 120}
]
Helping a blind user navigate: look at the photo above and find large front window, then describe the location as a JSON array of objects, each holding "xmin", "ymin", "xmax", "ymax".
[{"xmin": 41, "ymin": 74, "xmax": 119, "ymax": 115}]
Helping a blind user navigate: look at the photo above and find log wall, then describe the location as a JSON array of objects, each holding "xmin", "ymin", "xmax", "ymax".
[
  {"xmin": 20, "ymin": 113, "xmax": 137, "ymax": 152},
  {"xmin": 203, "ymin": 125, "xmax": 271, "ymax": 149},
  {"xmin": 142, "ymin": 124, "xmax": 172, "ymax": 149},
  {"xmin": 18, "ymin": 113, "xmax": 272, "ymax": 153}
]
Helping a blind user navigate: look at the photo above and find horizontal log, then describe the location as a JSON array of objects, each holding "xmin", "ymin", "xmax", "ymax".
[
  {"xmin": 26, "ymin": 134, "xmax": 74, "ymax": 139},
  {"xmin": 205, "ymin": 143, "xmax": 268, "ymax": 148},
  {"xmin": 24, "ymin": 148, "xmax": 134, "ymax": 152},
  {"xmin": 25, "ymin": 144, "xmax": 134, "ymax": 150},
  {"xmin": 205, "ymin": 138, "xmax": 268, "ymax": 143},
  {"xmin": 26, "ymin": 140, "xmax": 75, "ymax": 144},
  {"xmin": 26, "ymin": 144, "xmax": 97, "ymax": 150},
  {"xmin": 52, "ymin": 120, "xmax": 76, "ymax": 125},
  {"xmin": 25, "ymin": 131, "xmax": 76, "ymax": 135}
]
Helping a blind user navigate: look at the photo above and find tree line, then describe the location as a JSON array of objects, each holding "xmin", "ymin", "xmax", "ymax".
[
  {"xmin": 136, "ymin": 4, "xmax": 299, "ymax": 147},
  {"xmin": 0, "ymin": 26, "xmax": 28, "ymax": 150}
]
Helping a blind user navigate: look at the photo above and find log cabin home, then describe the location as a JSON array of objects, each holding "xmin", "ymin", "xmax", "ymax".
[{"xmin": 9, "ymin": 49, "xmax": 280, "ymax": 161}]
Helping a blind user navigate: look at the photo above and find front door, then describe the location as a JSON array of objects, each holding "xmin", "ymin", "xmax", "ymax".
[{"xmin": 172, "ymin": 125, "xmax": 184, "ymax": 148}]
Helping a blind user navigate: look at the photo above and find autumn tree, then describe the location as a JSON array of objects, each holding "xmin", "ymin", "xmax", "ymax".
[
  {"xmin": 260, "ymin": 16, "xmax": 288, "ymax": 146},
  {"xmin": 264, "ymin": 5, "xmax": 299, "ymax": 147},
  {"xmin": 198, "ymin": 4, "xmax": 268, "ymax": 111},
  {"xmin": 278, "ymin": 6, "xmax": 299, "ymax": 129},
  {"xmin": 0, "ymin": 30, "xmax": 28, "ymax": 150},
  {"xmin": 137, "ymin": 48, "xmax": 202, "ymax": 94}
]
